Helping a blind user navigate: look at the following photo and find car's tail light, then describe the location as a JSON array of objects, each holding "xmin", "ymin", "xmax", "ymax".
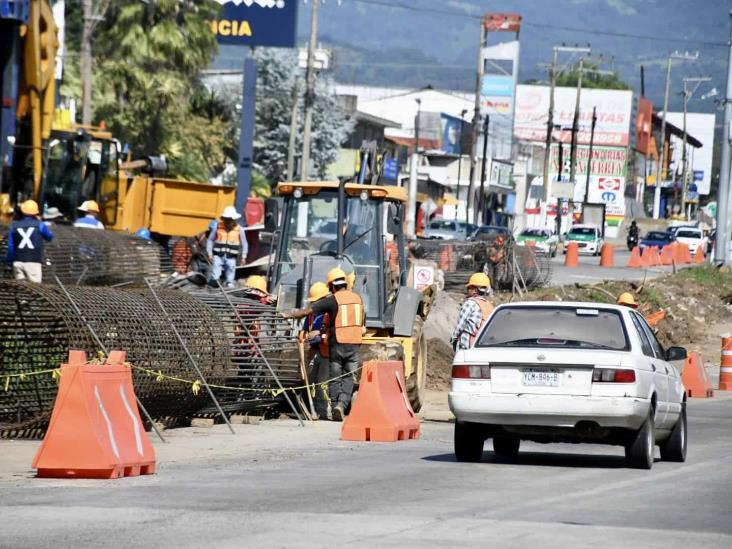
[
  {"xmin": 452, "ymin": 365, "xmax": 491, "ymax": 379},
  {"xmin": 592, "ymin": 368, "xmax": 636, "ymax": 383}
]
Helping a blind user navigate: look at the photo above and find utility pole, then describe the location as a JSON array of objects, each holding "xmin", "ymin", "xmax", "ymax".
[
  {"xmin": 300, "ymin": 0, "xmax": 319, "ymax": 181},
  {"xmin": 568, "ymin": 57, "xmax": 584, "ymax": 187},
  {"xmin": 467, "ymin": 21, "xmax": 486, "ymax": 224},
  {"xmin": 286, "ymin": 78, "xmax": 301, "ymax": 181},
  {"xmin": 478, "ymin": 116, "xmax": 490, "ymax": 225},
  {"xmin": 540, "ymin": 47, "xmax": 559, "ymax": 229},
  {"xmin": 407, "ymin": 98, "xmax": 422, "ymax": 238},
  {"xmin": 584, "ymin": 106, "xmax": 597, "ymax": 204},
  {"xmin": 716, "ymin": 12, "xmax": 732, "ymax": 264},
  {"xmin": 457, "ymin": 108, "xmax": 467, "ymax": 220},
  {"xmin": 681, "ymin": 76, "xmax": 712, "ymax": 217},
  {"xmin": 80, "ymin": 0, "xmax": 110, "ymax": 125},
  {"xmin": 653, "ymin": 51, "xmax": 698, "ymax": 219}
]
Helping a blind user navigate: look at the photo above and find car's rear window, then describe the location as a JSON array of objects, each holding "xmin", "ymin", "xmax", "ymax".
[
  {"xmin": 430, "ymin": 221, "xmax": 455, "ymax": 230},
  {"xmin": 676, "ymin": 230, "xmax": 700, "ymax": 239},
  {"xmin": 569, "ymin": 227, "xmax": 595, "ymax": 236},
  {"xmin": 476, "ymin": 306, "xmax": 629, "ymax": 350},
  {"xmin": 521, "ymin": 229, "xmax": 546, "ymax": 237},
  {"xmin": 645, "ymin": 231, "xmax": 672, "ymax": 241}
]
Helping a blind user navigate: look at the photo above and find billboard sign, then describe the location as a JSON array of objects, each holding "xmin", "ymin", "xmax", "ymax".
[
  {"xmin": 514, "ymin": 85, "xmax": 633, "ymax": 147},
  {"xmin": 635, "ymin": 97, "xmax": 653, "ymax": 155},
  {"xmin": 549, "ymin": 145, "xmax": 627, "ymax": 179},
  {"xmin": 211, "ymin": 0, "xmax": 298, "ymax": 47}
]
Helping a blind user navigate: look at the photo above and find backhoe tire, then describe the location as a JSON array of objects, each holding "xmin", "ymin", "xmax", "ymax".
[{"xmin": 406, "ymin": 317, "xmax": 427, "ymax": 413}]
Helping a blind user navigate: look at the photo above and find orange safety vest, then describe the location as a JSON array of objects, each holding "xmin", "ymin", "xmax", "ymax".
[
  {"xmin": 213, "ymin": 226, "xmax": 241, "ymax": 258},
  {"xmin": 333, "ymin": 290, "xmax": 364, "ymax": 345},
  {"xmin": 468, "ymin": 297, "xmax": 494, "ymax": 346}
]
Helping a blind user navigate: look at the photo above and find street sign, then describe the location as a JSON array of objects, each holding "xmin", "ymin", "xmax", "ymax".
[
  {"xmin": 383, "ymin": 158, "xmax": 399, "ymax": 181},
  {"xmin": 210, "ymin": 0, "xmax": 298, "ymax": 47},
  {"xmin": 413, "ymin": 265, "xmax": 435, "ymax": 291}
]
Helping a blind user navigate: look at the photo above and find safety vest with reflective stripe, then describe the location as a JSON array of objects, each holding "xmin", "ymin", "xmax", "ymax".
[
  {"xmin": 468, "ymin": 297, "xmax": 494, "ymax": 346},
  {"xmin": 333, "ymin": 290, "xmax": 364, "ymax": 344},
  {"xmin": 212, "ymin": 226, "xmax": 241, "ymax": 258}
]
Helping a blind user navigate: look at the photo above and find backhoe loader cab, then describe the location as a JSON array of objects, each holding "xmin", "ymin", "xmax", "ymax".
[{"xmin": 271, "ymin": 181, "xmax": 430, "ymax": 411}]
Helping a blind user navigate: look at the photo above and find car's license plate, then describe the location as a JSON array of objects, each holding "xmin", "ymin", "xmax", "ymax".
[{"xmin": 522, "ymin": 369, "xmax": 560, "ymax": 387}]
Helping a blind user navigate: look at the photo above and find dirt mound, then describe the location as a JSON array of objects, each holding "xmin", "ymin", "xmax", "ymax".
[
  {"xmin": 424, "ymin": 291, "xmax": 460, "ymax": 341},
  {"xmin": 426, "ymin": 338, "xmax": 454, "ymax": 390}
]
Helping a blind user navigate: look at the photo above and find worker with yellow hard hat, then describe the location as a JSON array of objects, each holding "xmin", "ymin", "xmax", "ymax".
[
  {"xmin": 617, "ymin": 292, "xmax": 638, "ymax": 309},
  {"xmin": 241, "ymin": 275, "xmax": 274, "ymax": 304},
  {"xmin": 6, "ymin": 200, "xmax": 54, "ymax": 283},
  {"xmin": 283, "ymin": 266, "xmax": 365, "ymax": 421},
  {"xmin": 451, "ymin": 272, "xmax": 495, "ymax": 350},
  {"xmin": 74, "ymin": 200, "xmax": 104, "ymax": 230},
  {"xmin": 298, "ymin": 282, "xmax": 332, "ymax": 419}
]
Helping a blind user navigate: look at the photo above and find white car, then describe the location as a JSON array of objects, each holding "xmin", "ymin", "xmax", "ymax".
[
  {"xmin": 564, "ymin": 225, "xmax": 604, "ymax": 255},
  {"xmin": 448, "ymin": 302, "xmax": 687, "ymax": 469},
  {"xmin": 673, "ymin": 227, "xmax": 708, "ymax": 256}
]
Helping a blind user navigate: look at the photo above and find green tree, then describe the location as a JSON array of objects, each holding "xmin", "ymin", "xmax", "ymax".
[{"xmin": 555, "ymin": 62, "xmax": 631, "ymax": 90}]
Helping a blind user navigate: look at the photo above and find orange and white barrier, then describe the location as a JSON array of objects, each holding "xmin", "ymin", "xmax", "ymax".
[
  {"xmin": 681, "ymin": 352, "xmax": 714, "ymax": 398},
  {"xmin": 33, "ymin": 350, "xmax": 156, "ymax": 479},
  {"xmin": 341, "ymin": 361, "xmax": 420, "ymax": 442},
  {"xmin": 720, "ymin": 335, "xmax": 732, "ymax": 391},
  {"xmin": 627, "ymin": 246, "xmax": 642, "ymax": 268}
]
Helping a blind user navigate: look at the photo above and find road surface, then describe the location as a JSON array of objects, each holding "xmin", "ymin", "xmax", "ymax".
[{"xmin": 2, "ymin": 394, "xmax": 731, "ymax": 548}]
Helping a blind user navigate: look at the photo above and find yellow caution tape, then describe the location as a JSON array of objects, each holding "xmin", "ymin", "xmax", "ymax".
[
  {"xmin": 191, "ymin": 380, "xmax": 202, "ymax": 396},
  {"xmin": 4, "ymin": 376, "xmax": 9, "ymax": 392}
]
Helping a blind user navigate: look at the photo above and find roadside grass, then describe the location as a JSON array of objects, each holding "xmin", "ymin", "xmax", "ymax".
[{"xmin": 677, "ymin": 265, "xmax": 732, "ymax": 295}]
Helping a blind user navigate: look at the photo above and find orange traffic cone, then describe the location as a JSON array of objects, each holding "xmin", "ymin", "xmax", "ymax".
[
  {"xmin": 681, "ymin": 352, "xmax": 714, "ymax": 398},
  {"xmin": 694, "ymin": 245, "xmax": 706, "ymax": 264},
  {"xmin": 599, "ymin": 243, "xmax": 614, "ymax": 267},
  {"xmin": 660, "ymin": 245, "xmax": 673, "ymax": 266},
  {"xmin": 627, "ymin": 246, "xmax": 642, "ymax": 268},
  {"xmin": 720, "ymin": 335, "xmax": 732, "ymax": 391},
  {"xmin": 640, "ymin": 246, "xmax": 653, "ymax": 268},
  {"xmin": 683, "ymin": 244, "xmax": 693, "ymax": 264},
  {"xmin": 564, "ymin": 242, "xmax": 579, "ymax": 267}
]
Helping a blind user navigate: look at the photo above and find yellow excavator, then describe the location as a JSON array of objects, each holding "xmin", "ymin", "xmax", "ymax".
[{"xmin": 2, "ymin": 0, "xmax": 234, "ymax": 238}]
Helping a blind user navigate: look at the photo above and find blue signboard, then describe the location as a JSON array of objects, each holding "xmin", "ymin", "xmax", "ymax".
[
  {"xmin": 383, "ymin": 158, "xmax": 399, "ymax": 181},
  {"xmin": 211, "ymin": 0, "xmax": 298, "ymax": 47},
  {"xmin": 441, "ymin": 114, "xmax": 462, "ymax": 155},
  {"xmin": 693, "ymin": 170, "xmax": 704, "ymax": 182},
  {"xmin": 481, "ymin": 75, "xmax": 514, "ymax": 97}
]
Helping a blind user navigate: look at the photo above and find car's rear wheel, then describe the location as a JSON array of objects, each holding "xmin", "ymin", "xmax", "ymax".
[
  {"xmin": 660, "ymin": 405, "xmax": 687, "ymax": 462},
  {"xmin": 454, "ymin": 422, "xmax": 484, "ymax": 463},
  {"xmin": 625, "ymin": 412, "xmax": 655, "ymax": 469},
  {"xmin": 492, "ymin": 435, "xmax": 520, "ymax": 461}
]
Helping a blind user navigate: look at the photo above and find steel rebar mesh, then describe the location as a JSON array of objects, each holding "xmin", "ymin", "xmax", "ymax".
[
  {"xmin": 0, "ymin": 223, "xmax": 173, "ymax": 285},
  {"xmin": 0, "ymin": 281, "xmax": 230, "ymax": 437},
  {"xmin": 190, "ymin": 290, "xmax": 302, "ymax": 414}
]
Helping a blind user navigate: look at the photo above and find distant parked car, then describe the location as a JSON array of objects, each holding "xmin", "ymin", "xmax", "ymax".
[
  {"xmin": 516, "ymin": 228, "xmax": 558, "ymax": 257},
  {"xmin": 471, "ymin": 225, "xmax": 511, "ymax": 241},
  {"xmin": 639, "ymin": 230, "xmax": 675, "ymax": 251},
  {"xmin": 421, "ymin": 219, "xmax": 478, "ymax": 240},
  {"xmin": 674, "ymin": 227, "xmax": 708, "ymax": 255},
  {"xmin": 564, "ymin": 224, "xmax": 603, "ymax": 256},
  {"xmin": 449, "ymin": 301, "xmax": 688, "ymax": 469}
]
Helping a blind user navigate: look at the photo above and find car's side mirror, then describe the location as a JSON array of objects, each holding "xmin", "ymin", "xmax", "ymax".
[
  {"xmin": 665, "ymin": 346, "xmax": 687, "ymax": 361},
  {"xmin": 387, "ymin": 203, "xmax": 402, "ymax": 235},
  {"xmin": 264, "ymin": 198, "xmax": 279, "ymax": 233}
]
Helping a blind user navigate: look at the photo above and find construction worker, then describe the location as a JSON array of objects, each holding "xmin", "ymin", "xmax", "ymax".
[
  {"xmin": 617, "ymin": 292, "xmax": 639, "ymax": 309},
  {"xmin": 484, "ymin": 235, "xmax": 507, "ymax": 290},
  {"xmin": 300, "ymin": 282, "xmax": 332, "ymax": 419},
  {"xmin": 451, "ymin": 272, "xmax": 494, "ymax": 351},
  {"xmin": 207, "ymin": 206, "xmax": 247, "ymax": 288},
  {"xmin": 283, "ymin": 267, "xmax": 364, "ymax": 421},
  {"xmin": 242, "ymin": 275, "xmax": 274, "ymax": 305},
  {"xmin": 6, "ymin": 200, "xmax": 54, "ymax": 283},
  {"xmin": 74, "ymin": 200, "xmax": 104, "ymax": 229}
]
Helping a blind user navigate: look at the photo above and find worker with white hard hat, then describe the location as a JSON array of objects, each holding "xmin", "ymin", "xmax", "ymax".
[
  {"xmin": 451, "ymin": 272, "xmax": 495, "ymax": 350},
  {"xmin": 74, "ymin": 200, "xmax": 104, "ymax": 230},
  {"xmin": 206, "ymin": 206, "xmax": 248, "ymax": 288}
]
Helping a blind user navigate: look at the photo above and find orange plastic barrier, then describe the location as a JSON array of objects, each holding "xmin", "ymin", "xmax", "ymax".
[
  {"xmin": 694, "ymin": 245, "xmax": 706, "ymax": 264},
  {"xmin": 660, "ymin": 245, "xmax": 673, "ymax": 266},
  {"xmin": 678, "ymin": 243, "xmax": 692, "ymax": 264},
  {"xmin": 640, "ymin": 246, "xmax": 654, "ymax": 268},
  {"xmin": 564, "ymin": 242, "xmax": 579, "ymax": 267},
  {"xmin": 644, "ymin": 310, "xmax": 666, "ymax": 327},
  {"xmin": 681, "ymin": 351, "xmax": 714, "ymax": 398},
  {"xmin": 438, "ymin": 244, "xmax": 454, "ymax": 272},
  {"xmin": 627, "ymin": 246, "xmax": 642, "ymax": 268},
  {"xmin": 33, "ymin": 350, "xmax": 156, "ymax": 479},
  {"xmin": 720, "ymin": 335, "xmax": 732, "ymax": 391},
  {"xmin": 599, "ymin": 243, "xmax": 614, "ymax": 267},
  {"xmin": 341, "ymin": 361, "xmax": 420, "ymax": 442}
]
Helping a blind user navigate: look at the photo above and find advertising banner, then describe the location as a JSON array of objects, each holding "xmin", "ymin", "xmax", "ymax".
[
  {"xmin": 635, "ymin": 97, "xmax": 653, "ymax": 155},
  {"xmin": 211, "ymin": 0, "xmax": 298, "ymax": 47},
  {"xmin": 514, "ymin": 85, "xmax": 633, "ymax": 147}
]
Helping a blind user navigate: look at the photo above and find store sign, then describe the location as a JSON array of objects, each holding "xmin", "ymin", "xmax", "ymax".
[
  {"xmin": 550, "ymin": 145, "xmax": 627, "ymax": 179},
  {"xmin": 211, "ymin": 0, "xmax": 298, "ymax": 47}
]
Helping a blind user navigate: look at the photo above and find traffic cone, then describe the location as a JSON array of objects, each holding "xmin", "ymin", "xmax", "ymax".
[
  {"xmin": 670, "ymin": 242, "xmax": 684, "ymax": 264},
  {"xmin": 627, "ymin": 246, "xmax": 642, "ymax": 268},
  {"xmin": 599, "ymin": 243, "xmax": 614, "ymax": 267},
  {"xmin": 564, "ymin": 242, "xmax": 579, "ymax": 267},
  {"xmin": 681, "ymin": 352, "xmax": 714, "ymax": 398},
  {"xmin": 720, "ymin": 335, "xmax": 732, "ymax": 391},
  {"xmin": 660, "ymin": 245, "xmax": 673, "ymax": 266},
  {"xmin": 651, "ymin": 246, "xmax": 663, "ymax": 266},
  {"xmin": 683, "ymin": 244, "xmax": 693, "ymax": 264},
  {"xmin": 695, "ymin": 245, "xmax": 706, "ymax": 264},
  {"xmin": 640, "ymin": 246, "xmax": 654, "ymax": 268}
]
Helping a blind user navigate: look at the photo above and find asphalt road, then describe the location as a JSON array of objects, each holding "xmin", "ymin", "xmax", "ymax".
[{"xmin": 2, "ymin": 395, "xmax": 731, "ymax": 548}]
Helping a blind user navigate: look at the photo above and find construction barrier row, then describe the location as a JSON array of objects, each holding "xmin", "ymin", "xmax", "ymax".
[{"xmin": 627, "ymin": 243, "xmax": 706, "ymax": 269}]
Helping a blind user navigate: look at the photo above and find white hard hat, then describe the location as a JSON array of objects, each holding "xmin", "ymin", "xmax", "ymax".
[{"xmin": 220, "ymin": 206, "xmax": 241, "ymax": 220}]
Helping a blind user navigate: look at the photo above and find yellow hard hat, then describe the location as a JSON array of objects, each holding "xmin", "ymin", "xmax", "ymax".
[
  {"xmin": 617, "ymin": 292, "xmax": 638, "ymax": 308},
  {"xmin": 244, "ymin": 275, "xmax": 267, "ymax": 293},
  {"xmin": 78, "ymin": 200, "xmax": 100, "ymax": 213},
  {"xmin": 466, "ymin": 272, "xmax": 491, "ymax": 288},
  {"xmin": 20, "ymin": 199, "xmax": 39, "ymax": 216},
  {"xmin": 326, "ymin": 267, "xmax": 347, "ymax": 285},
  {"xmin": 307, "ymin": 282, "xmax": 329, "ymax": 302}
]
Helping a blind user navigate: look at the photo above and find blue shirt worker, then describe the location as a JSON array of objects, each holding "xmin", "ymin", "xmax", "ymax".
[
  {"xmin": 73, "ymin": 200, "xmax": 105, "ymax": 229},
  {"xmin": 301, "ymin": 282, "xmax": 332, "ymax": 420},
  {"xmin": 206, "ymin": 206, "xmax": 248, "ymax": 288},
  {"xmin": 7, "ymin": 200, "xmax": 54, "ymax": 283}
]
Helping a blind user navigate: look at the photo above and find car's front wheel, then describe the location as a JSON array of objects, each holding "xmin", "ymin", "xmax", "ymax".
[
  {"xmin": 625, "ymin": 412, "xmax": 655, "ymax": 469},
  {"xmin": 454, "ymin": 422, "xmax": 484, "ymax": 463},
  {"xmin": 660, "ymin": 405, "xmax": 687, "ymax": 462},
  {"xmin": 492, "ymin": 435, "xmax": 520, "ymax": 461}
]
